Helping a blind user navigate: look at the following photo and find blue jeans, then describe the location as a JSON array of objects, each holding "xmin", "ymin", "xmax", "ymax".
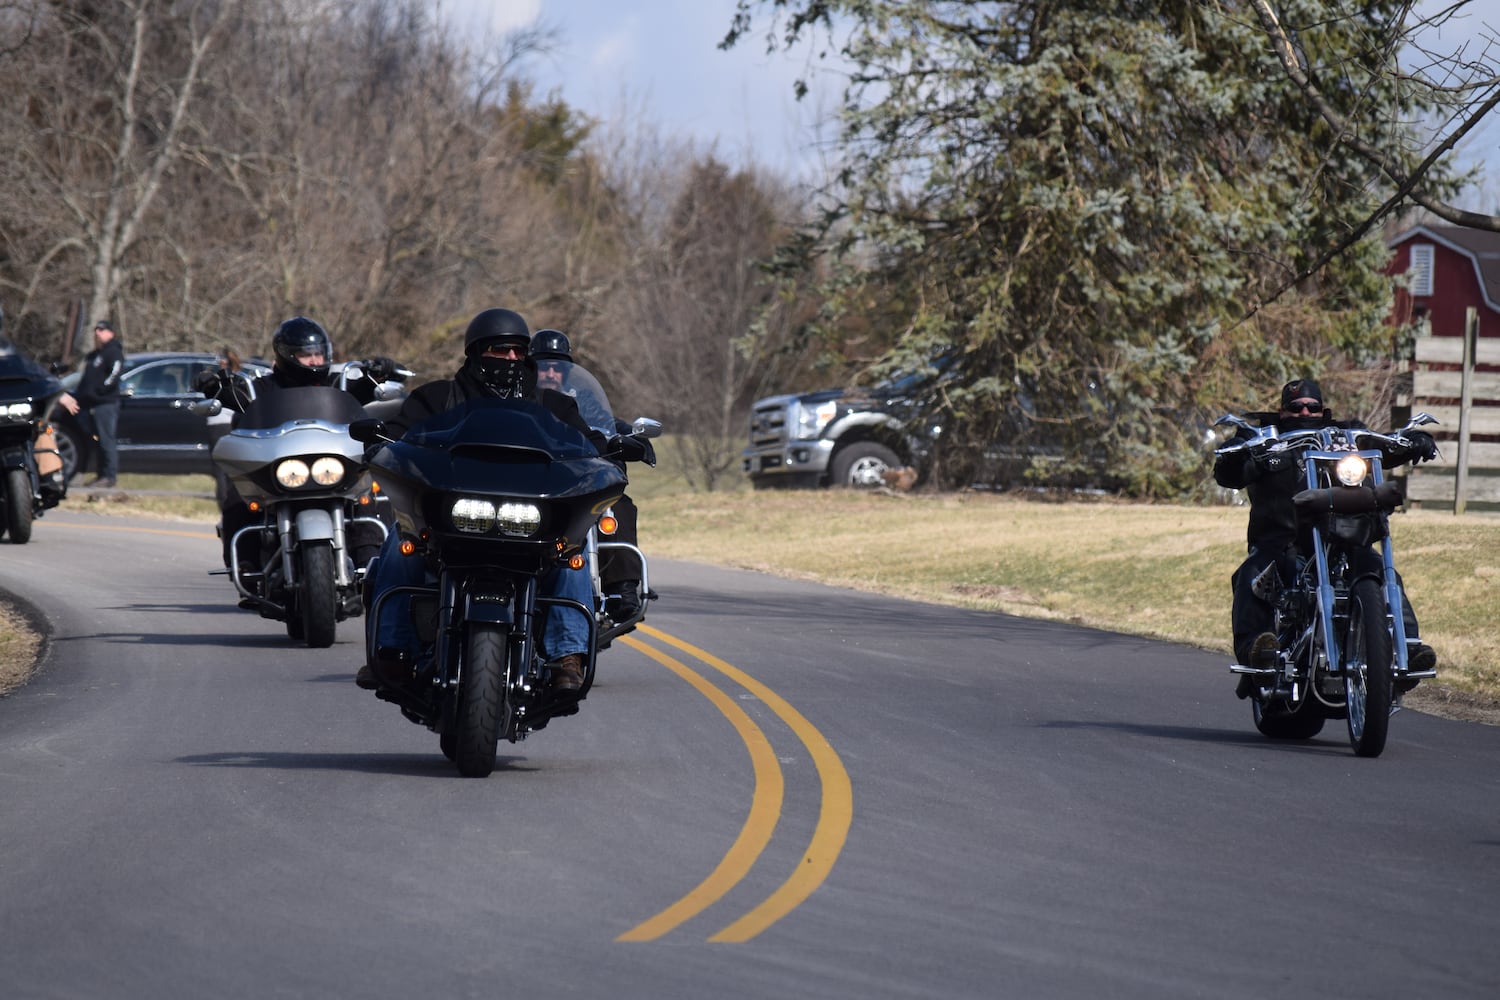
[
  {"xmin": 369, "ymin": 530, "xmax": 592, "ymax": 662},
  {"xmin": 80, "ymin": 401, "xmax": 120, "ymax": 479}
]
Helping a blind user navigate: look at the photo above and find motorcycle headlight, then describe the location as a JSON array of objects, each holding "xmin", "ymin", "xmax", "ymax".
[
  {"xmin": 794, "ymin": 400, "xmax": 838, "ymax": 438},
  {"xmin": 310, "ymin": 456, "xmax": 344, "ymax": 486},
  {"xmin": 496, "ymin": 502, "xmax": 542, "ymax": 537},
  {"xmin": 451, "ymin": 497, "xmax": 495, "ymax": 533},
  {"xmin": 0, "ymin": 402, "xmax": 33, "ymax": 420},
  {"xmin": 275, "ymin": 458, "xmax": 310, "ymax": 488},
  {"xmin": 1335, "ymin": 453, "xmax": 1369, "ymax": 486}
]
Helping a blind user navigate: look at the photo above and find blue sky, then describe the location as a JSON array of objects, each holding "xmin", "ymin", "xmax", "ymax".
[
  {"xmin": 444, "ymin": 1, "xmax": 1496, "ymax": 194},
  {"xmin": 446, "ymin": 0, "xmax": 842, "ymax": 179}
]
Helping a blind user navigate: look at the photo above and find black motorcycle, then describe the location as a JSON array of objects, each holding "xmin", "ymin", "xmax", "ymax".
[
  {"xmin": 352, "ymin": 387, "xmax": 658, "ymax": 777},
  {"xmin": 0, "ymin": 337, "xmax": 68, "ymax": 543},
  {"xmin": 1214, "ymin": 411, "xmax": 1440, "ymax": 757}
]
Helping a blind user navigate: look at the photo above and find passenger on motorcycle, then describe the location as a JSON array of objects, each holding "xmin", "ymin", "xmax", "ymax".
[
  {"xmin": 532, "ymin": 328, "xmax": 651, "ymax": 620},
  {"xmin": 355, "ymin": 308, "xmax": 597, "ymax": 695},
  {"xmin": 196, "ymin": 316, "xmax": 392, "ymax": 568},
  {"xmin": 1213, "ymin": 378, "xmax": 1440, "ymax": 698}
]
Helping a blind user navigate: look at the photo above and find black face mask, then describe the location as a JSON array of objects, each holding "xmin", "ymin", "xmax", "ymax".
[
  {"xmin": 1280, "ymin": 411, "xmax": 1327, "ymax": 432},
  {"xmin": 467, "ymin": 356, "xmax": 534, "ymax": 399}
]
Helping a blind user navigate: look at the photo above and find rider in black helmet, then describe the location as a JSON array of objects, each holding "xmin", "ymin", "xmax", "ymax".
[
  {"xmin": 359, "ymin": 308, "xmax": 599, "ymax": 695},
  {"xmin": 197, "ymin": 315, "xmax": 384, "ymax": 567},
  {"xmin": 271, "ymin": 316, "xmax": 334, "ymax": 387},
  {"xmin": 529, "ymin": 328, "xmax": 650, "ymax": 622}
]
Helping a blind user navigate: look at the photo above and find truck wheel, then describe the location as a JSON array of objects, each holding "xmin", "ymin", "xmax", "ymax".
[{"xmin": 830, "ymin": 442, "xmax": 900, "ymax": 489}]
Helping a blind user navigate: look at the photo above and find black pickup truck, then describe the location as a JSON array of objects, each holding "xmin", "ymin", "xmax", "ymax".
[{"xmin": 741, "ymin": 372, "xmax": 934, "ymax": 489}]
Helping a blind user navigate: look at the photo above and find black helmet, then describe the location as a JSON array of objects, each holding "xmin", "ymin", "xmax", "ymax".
[
  {"xmin": 463, "ymin": 308, "xmax": 530, "ymax": 358},
  {"xmin": 271, "ymin": 316, "xmax": 332, "ymax": 385},
  {"xmin": 530, "ymin": 329, "xmax": 571, "ymax": 362}
]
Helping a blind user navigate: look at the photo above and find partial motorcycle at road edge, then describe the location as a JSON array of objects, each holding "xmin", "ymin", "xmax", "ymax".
[{"xmin": 0, "ymin": 336, "xmax": 69, "ymax": 544}]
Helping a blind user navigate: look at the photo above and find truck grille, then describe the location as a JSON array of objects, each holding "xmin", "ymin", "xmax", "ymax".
[{"xmin": 749, "ymin": 405, "xmax": 788, "ymax": 448}]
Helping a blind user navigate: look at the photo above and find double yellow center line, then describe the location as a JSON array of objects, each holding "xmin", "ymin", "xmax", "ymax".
[{"xmin": 616, "ymin": 624, "xmax": 853, "ymax": 943}]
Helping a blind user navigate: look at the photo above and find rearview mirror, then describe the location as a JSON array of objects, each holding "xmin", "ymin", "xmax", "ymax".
[
  {"xmin": 631, "ymin": 417, "xmax": 663, "ymax": 439},
  {"xmin": 349, "ymin": 418, "xmax": 387, "ymax": 444}
]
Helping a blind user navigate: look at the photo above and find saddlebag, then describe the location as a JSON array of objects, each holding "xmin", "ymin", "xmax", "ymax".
[{"xmin": 34, "ymin": 427, "xmax": 62, "ymax": 477}]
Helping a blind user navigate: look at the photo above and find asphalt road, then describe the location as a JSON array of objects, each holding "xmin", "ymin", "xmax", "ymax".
[{"xmin": 2, "ymin": 509, "xmax": 1499, "ymax": 999}]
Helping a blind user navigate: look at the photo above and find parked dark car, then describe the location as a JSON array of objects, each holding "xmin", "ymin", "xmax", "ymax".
[{"xmin": 54, "ymin": 353, "xmax": 270, "ymax": 481}]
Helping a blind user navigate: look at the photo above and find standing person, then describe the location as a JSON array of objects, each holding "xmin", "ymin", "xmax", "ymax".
[
  {"xmin": 61, "ymin": 319, "xmax": 126, "ymax": 488},
  {"xmin": 1213, "ymin": 377, "xmax": 1439, "ymax": 697}
]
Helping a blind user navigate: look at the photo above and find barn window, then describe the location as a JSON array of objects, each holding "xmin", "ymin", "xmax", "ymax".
[{"xmin": 1409, "ymin": 243, "xmax": 1434, "ymax": 297}]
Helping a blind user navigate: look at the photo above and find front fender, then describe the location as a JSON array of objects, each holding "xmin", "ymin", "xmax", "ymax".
[
  {"xmin": 463, "ymin": 589, "xmax": 515, "ymax": 625},
  {"xmin": 295, "ymin": 506, "xmax": 337, "ymax": 541}
]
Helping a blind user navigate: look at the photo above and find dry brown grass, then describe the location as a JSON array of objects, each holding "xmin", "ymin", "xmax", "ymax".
[
  {"xmin": 0, "ymin": 602, "xmax": 41, "ymax": 696},
  {"xmin": 639, "ymin": 488, "xmax": 1500, "ymax": 721}
]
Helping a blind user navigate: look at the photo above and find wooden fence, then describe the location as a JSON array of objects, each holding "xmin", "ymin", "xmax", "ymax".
[{"xmin": 1401, "ymin": 310, "xmax": 1500, "ymax": 512}]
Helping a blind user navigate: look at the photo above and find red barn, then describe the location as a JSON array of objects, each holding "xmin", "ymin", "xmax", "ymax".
[
  {"xmin": 1385, "ymin": 223, "xmax": 1500, "ymax": 338},
  {"xmin": 1385, "ymin": 223, "xmax": 1500, "ymax": 511}
]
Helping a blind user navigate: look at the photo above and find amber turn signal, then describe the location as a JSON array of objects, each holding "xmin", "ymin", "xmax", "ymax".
[{"xmin": 598, "ymin": 514, "xmax": 618, "ymax": 535}]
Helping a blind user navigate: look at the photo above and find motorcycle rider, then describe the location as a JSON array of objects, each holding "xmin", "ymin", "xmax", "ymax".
[
  {"xmin": 196, "ymin": 316, "xmax": 392, "ymax": 568},
  {"xmin": 1213, "ymin": 377, "xmax": 1440, "ymax": 698},
  {"xmin": 356, "ymin": 308, "xmax": 597, "ymax": 695},
  {"xmin": 532, "ymin": 328, "xmax": 650, "ymax": 620}
]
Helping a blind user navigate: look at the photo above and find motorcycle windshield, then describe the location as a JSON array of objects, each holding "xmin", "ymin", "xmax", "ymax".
[
  {"xmin": 384, "ymin": 397, "xmax": 624, "ymax": 498},
  {"xmin": 0, "ymin": 339, "xmax": 64, "ymax": 403},
  {"xmin": 532, "ymin": 359, "xmax": 616, "ymax": 436},
  {"xmin": 235, "ymin": 385, "xmax": 372, "ymax": 431},
  {"xmin": 400, "ymin": 397, "xmax": 601, "ymax": 459}
]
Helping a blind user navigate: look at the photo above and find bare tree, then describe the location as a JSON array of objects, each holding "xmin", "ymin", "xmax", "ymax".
[
  {"xmin": 1251, "ymin": 0, "xmax": 1500, "ymax": 253},
  {"xmin": 0, "ymin": 0, "xmax": 236, "ymax": 348},
  {"xmin": 591, "ymin": 140, "xmax": 809, "ymax": 490}
]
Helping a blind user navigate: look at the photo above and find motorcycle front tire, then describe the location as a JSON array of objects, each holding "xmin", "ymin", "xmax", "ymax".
[
  {"xmin": 4, "ymin": 469, "xmax": 33, "ymax": 544},
  {"xmin": 1251, "ymin": 640, "xmax": 1326, "ymax": 743},
  {"xmin": 299, "ymin": 542, "xmax": 338, "ymax": 648},
  {"xmin": 1345, "ymin": 577, "xmax": 1394, "ymax": 758},
  {"xmin": 452, "ymin": 623, "xmax": 507, "ymax": 778}
]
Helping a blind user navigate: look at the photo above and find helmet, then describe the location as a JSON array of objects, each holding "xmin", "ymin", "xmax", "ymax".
[
  {"xmin": 271, "ymin": 316, "xmax": 333, "ymax": 385},
  {"xmin": 462, "ymin": 308, "xmax": 533, "ymax": 398},
  {"xmin": 530, "ymin": 329, "xmax": 571, "ymax": 362},
  {"xmin": 463, "ymin": 308, "xmax": 530, "ymax": 358}
]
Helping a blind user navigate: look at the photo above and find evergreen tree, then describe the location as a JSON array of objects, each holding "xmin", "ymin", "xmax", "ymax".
[{"xmin": 728, "ymin": 1, "xmax": 1451, "ymax": 494}]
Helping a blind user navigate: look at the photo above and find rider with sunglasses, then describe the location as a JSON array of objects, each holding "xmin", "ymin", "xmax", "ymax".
[{"xmin": 1213, "ymin": 378, "xmax": 1440, "ymax": 698}]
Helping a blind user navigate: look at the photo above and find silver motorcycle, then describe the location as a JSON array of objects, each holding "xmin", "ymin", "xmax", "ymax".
[{"xmin": 203, "ymin": 383, "xmax": 389, "ymax": 647}]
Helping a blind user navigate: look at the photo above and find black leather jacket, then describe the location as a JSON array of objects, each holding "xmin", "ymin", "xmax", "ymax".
[{"xmin": 1214, "ymin": 411, "xmax": 1429, "ymax": 551}]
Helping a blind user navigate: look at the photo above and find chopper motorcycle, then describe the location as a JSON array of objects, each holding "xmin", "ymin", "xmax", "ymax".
[
  {"xmin": 1214, "ymin": 411, "xmax": 1441, "ymax": 757},
  {"xmin": 203, "ymin": 382, "xmax": 389, "ymax": 647},
  {"xmin": 351, "ymin": 372, "xmax": 660, "ymax": 778},
  {"xmin": 0, "ymin": 337, "xmax": 69, "ymax": 543}
]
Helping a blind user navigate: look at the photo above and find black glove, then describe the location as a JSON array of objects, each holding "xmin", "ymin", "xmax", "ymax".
[
  {"xmin": 1404, "ymin": 430, "xmax": 1438, "ymax": 463},
  {"xmin": 610, "ymin": 434, "xmax": 651, "ymax": 464},
  {"xmin": 192, "ymin": 368, "xmax": 225, "ymax": 395},
  {"xmin": 352, "ymin": 358, "xmax": 389, "ymax": 383}
]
